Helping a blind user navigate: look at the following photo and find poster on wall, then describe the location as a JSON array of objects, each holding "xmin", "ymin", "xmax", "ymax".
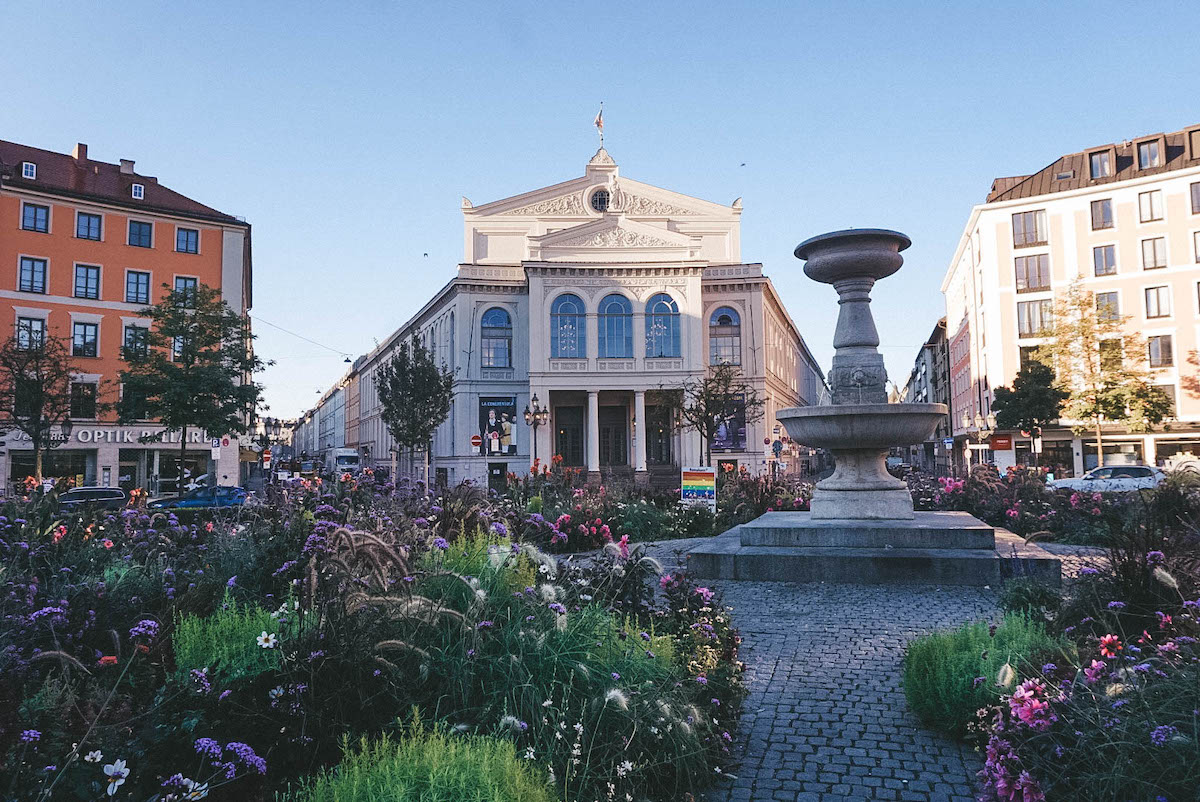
[
  {"xmin": 681, "ymin": 467, "xmax": 717, "ymax": 513},
  {"xmin": 711, "ymin": 396, "xmax": 747, "ymax": 450},
  {"xmin": 479, "ymin": 397, "xmax": 518, "ymax": 456}
]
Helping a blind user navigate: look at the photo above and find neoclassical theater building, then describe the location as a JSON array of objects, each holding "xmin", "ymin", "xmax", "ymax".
[{"xmin": 308, "ymin": 147, "xmax": 826, "ymax": 487}]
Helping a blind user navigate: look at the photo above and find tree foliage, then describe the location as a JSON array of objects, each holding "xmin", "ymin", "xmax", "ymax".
[
  {"xmin": 376, "ymin": 336, "xmax": 453, "ymax": 476},
  {"xmin": 0, "ymin": 331, "xmax": 81, "ymax": 481},
  {"xmin": 118, "ymin": 283, "xmax": 264, "ymax": 480},
  {"xmin": 1033, "ymin": 281, "xmax": 1171, "ymax": 466},
  {"xmin": 673, "ymin": 363, "xmax": 765, "ymax": 467},
  {"xmin": 992, "ymin": 361, "xmax": 1066, "ymax": 435}
]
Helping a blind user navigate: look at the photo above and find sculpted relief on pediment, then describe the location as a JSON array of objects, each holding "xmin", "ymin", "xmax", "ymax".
[
  {"xmin": 499, "ymin": 194, "xmax": 588, "ymax": 216},
  {"xmin": 553, "ymin": 226, "xmax": 678, "ymax": 248}
]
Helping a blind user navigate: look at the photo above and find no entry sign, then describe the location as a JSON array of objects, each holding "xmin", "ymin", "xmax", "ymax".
[{"xmin": 470, "ymin": 434, "xmax": 483, "ymax": 449}]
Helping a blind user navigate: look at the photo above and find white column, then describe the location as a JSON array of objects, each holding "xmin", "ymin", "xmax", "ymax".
[
  {"xmin": 634, "ymin": 390, "xmax": 647, "ymax": 472},
  {"xmin": 586, "ymin": 390, "xmax": 600, "ymax": 474}
]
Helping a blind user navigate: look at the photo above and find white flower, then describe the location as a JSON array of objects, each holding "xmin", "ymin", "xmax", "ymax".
[
  {"xmin": 103, "ymin": 758, "xmax": 129, "ymax": 796},
  {"xmin": 523, "ymin": 747, "xmax": 535, "ymax": 760},
  {"xmin": 542, "ymin": 699, "xmax": 552, "ymax": 707},
  {"xmin": 269, "ymin": 686, "xmax": 284, "ymax": 700},
  {"xmin": 182, "ymin": 778, "xmax": 210, "ymax": 800},
  {"xmin": 84, "ymin": 750, "xmax": 103, "ymax": 763},
  {"xmin": 714, "ymin": 766, "xmax": 722, "ymax": 774},
  {"xmin": 616, "ymin": 760, "xmax": 633, "ymax": 777},
  {"xmin": 573, "ymin": 721, "xmax": 584, "ymax": 734},
  {"xmin": 257, "ymin": 631, "xmax": 277, "ymax": 649}
]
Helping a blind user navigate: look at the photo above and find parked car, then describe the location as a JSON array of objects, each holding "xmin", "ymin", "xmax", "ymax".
[
  {"xmin": 148, "ymin": 485, "xmax": 248, "ymax": 510},
  {"xmin": 59, "ymin": 487, "xmax": 129, "ymax": 512},
  {"xmin": 1048, "ymin": 464, "xmax": 1167, "ymax": 493}
]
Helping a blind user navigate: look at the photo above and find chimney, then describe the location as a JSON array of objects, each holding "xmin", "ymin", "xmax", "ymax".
[
  {"xmin": 119, "ymin": 159, "xmax": 135, "ymax": 175},
  {"xmin": 72, "ymin": 143, "xmax": 88, "ymax": 162}
]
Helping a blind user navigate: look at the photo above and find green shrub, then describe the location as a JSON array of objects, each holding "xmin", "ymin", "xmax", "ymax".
[
  {"xmin": 903, "ymin": 615, "xmax": 1070, "ymax": 738},
  {"xmin": 174, "ymin": 593, "xmax": 283, "ymax": 683},
  {"xmin": 998, "ymin": 576, "xmax": 1062, "ymax": 623},
  {"xmin": 287, "ymin": 719, "xmax": 554, "ymax": 802}
]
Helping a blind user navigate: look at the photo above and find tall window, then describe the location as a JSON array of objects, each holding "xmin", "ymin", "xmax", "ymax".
[
  {"xmin": 1089, "ymin": 151, "xmax": 1112, "ymax": 178},
  {"xmin": 550, "ymin": 294, "xmax": 585, "ymax": 359},
  {"xmin": 72, "ymin": 322, "xmax": 98, "ymax": 357},
  {"xmin": 1145, "ymin": 286, "xmax": 1170, "ymax": 319},
  {"xmin": 77, "ymin": 212, "xmax": 102, "ymax": 240},
  {"xmin": 1192, "ymin": 182, "xmax": 1200, "ymax": 214},
  {"xmin": 176, "ymin": 228, "xmax": 199, "ymax": 254},
  {"xmin": 126, "ymin": 271, "xmax": 151, "ymax": 304},
  {"xmin": 74, "ymin": 265, "xmax": 100, "ymax": 299},
  {"xmin": 16, "ymin": 317, "xmax": 45, "ymax": 350},
  {"xmin": 597, "ymin": 294, "xmax": 633, "ymax": 358},
  {"xmin": 19, "ymin": 257, "xmax": 47, "ymax": 293},
  {"xmin": 1156, "ymin": 385, "xmax": 1177, "ymax": 418},
  {"xmin": 128, "ymin": 220, "xmax": 152, "ymax": 248},
  {"xmin": 1093, "ymin": 245, "xmax": 1117, "ymax": 276},
  {"xmin": 709, "ymin": 306, "xmax": 741, "ymax": 365},
  {"xmin": 1016, "ymin": 299, "xmax": 1052, "ymax": 337},
  {"xmin": 645, "ymin": 293, "xmax": 680, "ymax": 358},
  {"xmin": 1138, "ymin": 190, "xmax": 1164, "ymax": 222},
  {"xmin": 1012, "ymin": 209, "xmax": 1047, "ymax": 247},
  {"xmin": 1195, "ymin": 231, "xmax": 1200, "ymax": 263},
  {"xmin": 69, "ymin": 383, "xmax": 97, "ymax": 419},
  {"xmin": 1099, "ymin": 339, "xmax": 1123, "ymax": 371},
  {"xmin": 1090, "ymin": 199, "xmax": 1113, "ymax": 230},
  {"xmin": 174, "ymin": 276, "xmax": 198, "ymax": 307},
  {"xmin": 1148, "ymin": 335, "xmax": 1174, "ymax": 367},
  {"xmin": 1095, "ymin": 291, "xmax": 1120, "ymax": 321},
  {"xmin": 1014, "ymin": 254, "xmax": 1050, "ymax": 292},
  {"xmin": 123, "ymin": 325, "xmax": 149, "ymax": 358},
  {"xmin": 480, "ymin": 307, "xmax": 512, "ymax": 368},
  {"xmin": 1141, "ymin": 237, "xmax": 1167, "ymax": 269},
  {"xmin": 21, "ymin": 203, "xmax": 49, "ymax": 233},
  {"xmin": 1137, "ymin": 140, "xmax": 1161, "ymax": 169}
]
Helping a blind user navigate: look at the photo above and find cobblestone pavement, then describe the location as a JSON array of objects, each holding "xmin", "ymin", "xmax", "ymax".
[{"xmin": 695, "ymin": 581, "xmax": 998, "ymax": 802}]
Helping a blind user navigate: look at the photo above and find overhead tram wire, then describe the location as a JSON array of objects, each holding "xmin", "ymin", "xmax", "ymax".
[{"xmin": 251, "ymin": 315, "xmax": 353, "ymax": 362}]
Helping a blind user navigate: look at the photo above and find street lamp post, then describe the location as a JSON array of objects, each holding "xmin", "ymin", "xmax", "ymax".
[
  {"xmin": 523, "ymin": 394, "xmax": 550, "ymax": 464},
  {"xmin": 960, "ymin": 412, "xmax": 997, "ymax": 469}
]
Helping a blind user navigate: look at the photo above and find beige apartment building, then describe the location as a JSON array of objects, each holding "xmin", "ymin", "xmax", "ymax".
[{"xmin": 943, "ymin": 124, "xmax": 1200, "ymax": 476}]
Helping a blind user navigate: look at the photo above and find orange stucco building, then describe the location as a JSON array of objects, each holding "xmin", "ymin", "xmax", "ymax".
[{"xmin": 0, "ymin": 140, "xmax": 251, "ymax": 492}]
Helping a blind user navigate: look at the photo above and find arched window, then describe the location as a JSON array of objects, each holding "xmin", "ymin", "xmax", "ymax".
[
  {"xmin": 597, "ymin": 294, "xmax": 633, "ymax": 358},
  {"xmin": 709, "ymin": 306, "xmax": 741, "ymax": 365},
  {"xmin": 550, "ymin": 294, "xmax": 586, "ymax": 358},
  {"xmin": 480, "ymin": 307, "xmax": 511, "ymax": 368},
  {"xmin": 645, "ymin": 293, "xmax": 681, "ymax": 358}
]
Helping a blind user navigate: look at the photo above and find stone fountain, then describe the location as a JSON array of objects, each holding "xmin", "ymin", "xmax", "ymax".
[{"xmin": 687, "ymin": 229, "xmax": 1061, "ymax": 586}]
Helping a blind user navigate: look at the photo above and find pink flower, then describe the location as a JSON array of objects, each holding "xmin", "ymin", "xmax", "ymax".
[
  {"xmin": 659, "ymin": 574, "xmax": 673, "ymax": 589},
  {"xmin": 617, "ymin": 534, "xmax": 630, "ymax": 559},
  {"xmin": 1082, "ymin": 659, "xmax": 1107, "ymax": 684}
]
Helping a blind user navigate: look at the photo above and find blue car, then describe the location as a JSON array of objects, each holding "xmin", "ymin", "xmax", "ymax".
[{"xmin": 148, "ymin": 486, "xmax": 248, "ymax": 510}]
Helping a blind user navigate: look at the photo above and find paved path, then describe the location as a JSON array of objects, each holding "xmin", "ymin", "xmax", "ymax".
[{"xmin": 697, "ymin": 581, "xmax": 997, "ymax": 802}]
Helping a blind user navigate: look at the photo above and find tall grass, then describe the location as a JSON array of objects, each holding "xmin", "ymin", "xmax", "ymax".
[
  {"xmin": 285, "ymin": 719, "xmax": 553, "ymax": 802},
  {"xmin": 174, "ymin": 594, "xmax": 282, "ymax": 683},
  {"xmin": 903, "ymin": 615, "xmax": 1071, "ymax": 738}
]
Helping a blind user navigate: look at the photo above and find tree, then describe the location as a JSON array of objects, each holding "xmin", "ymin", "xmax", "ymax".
[
  {"xmin": 673, "ymin": 363, "xmax": 766, "ymax": 467},
  {"xmin": 118, "ymin": 283, "xmax": 264, "ymax": 487},
  {"xmin": 376, "ymin": 335, "xmax": 453, "ymax": 485},
  {"xmin": 0, "ymin": 330, "xmax": 82, "ymax": 483},
  {"xmin": 991, "ymin": 361, "xmax": 1066, "ymax": 465},
  {"xmin": 1034, "ymin": 281, "xmax": 1171, "ymax": 467}
]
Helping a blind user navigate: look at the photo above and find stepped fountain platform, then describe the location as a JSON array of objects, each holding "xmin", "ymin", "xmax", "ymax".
[{"xmin": 687, "ymin": 511, "xmax": 1061, "ymax": 586}]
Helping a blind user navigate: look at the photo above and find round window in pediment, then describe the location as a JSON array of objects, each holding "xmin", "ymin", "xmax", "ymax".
[{"xmin": 590, "ymin": 189, "xmax": 610, "ymax": 212}]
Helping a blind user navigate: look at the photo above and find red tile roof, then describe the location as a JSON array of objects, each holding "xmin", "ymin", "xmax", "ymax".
[
  {"xmin": 0, "ymin": 139, "xmax": 245, "ymax": 225},
  {"xmin": 986, "ymin": 124, "xmax": 1200, "ymax": 203}
]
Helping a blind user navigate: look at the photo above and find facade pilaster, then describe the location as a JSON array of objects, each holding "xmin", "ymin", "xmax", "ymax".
[{"xmin": 586, "ymin": 389, "xmax": 600, "ymax": 478}]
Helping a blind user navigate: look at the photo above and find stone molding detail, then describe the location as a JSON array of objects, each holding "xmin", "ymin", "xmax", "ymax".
[
  {"xmin": 613, "ymin": 184, "xmax": 700, "ymax": 216},
  {"xmin": 645, "ymin": 358, "xmax": 685, "ymax": 371},
  {"xmin": 481, "ymin": 368, "xmax": 516, "ymax": 381},
  {"xmin": 500, "ymin": 194, "xmax": 587, "ymax": 216},
  {"xmin": 459, "ymin": 265, "xmax": 526, "ymax": 280},
  {"xmin": 549, "ymin": 359, "xmax": 589, "ymax": 372},
  {"xmin": 597, "ymin": 360, "xmax": 635, "ymax": 372},
  {"xmin": 553, "ymin": 226, "xmax": 678, "ymax": 248}
]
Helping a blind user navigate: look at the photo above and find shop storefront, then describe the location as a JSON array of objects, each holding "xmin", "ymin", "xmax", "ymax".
[{"xmin": 2, "ymin": 425, "xmax": 241, "ymax": 496}]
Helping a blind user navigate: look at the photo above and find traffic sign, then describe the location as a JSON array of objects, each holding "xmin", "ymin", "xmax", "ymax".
[
  {"xmin": 221, "ymin": 435, "xmax": 232, "ymax": 448},
  {"xmin": 210, "ymin": 438, "xmax": 221, "ymax": 459},
  {"xmin": 470, "ymin": 434, "xmax": 483, "ymax": 448},
  {"xmin": 263, "ymin": 449, "xmax": 272, "ymax": 467},
  {"xmin": 942, "ymin": 437, "xmax": 954, "ymax": 447}
]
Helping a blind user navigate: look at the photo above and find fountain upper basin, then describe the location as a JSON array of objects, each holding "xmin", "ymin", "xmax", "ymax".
[{"xmin": 777, "ymin": 403, "xmax": 948, "ymax": 451}]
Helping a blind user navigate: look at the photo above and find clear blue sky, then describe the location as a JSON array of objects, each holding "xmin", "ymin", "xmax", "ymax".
[{"xmin": 4, "ymin": 1, "xmax": 1196, "ymax": 418}]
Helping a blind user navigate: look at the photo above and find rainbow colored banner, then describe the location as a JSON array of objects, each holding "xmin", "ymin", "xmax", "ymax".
[{"xmin": 681, "ymin": 467, "xmax": 717, "ymax": 512}]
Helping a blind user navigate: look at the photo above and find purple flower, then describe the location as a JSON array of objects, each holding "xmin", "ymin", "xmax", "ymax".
[
  {"xmin": 973, "ymin": 676, "xmax": 987, "ymax": 689},
  {"xmin": 433, "ymin": 537, "xmax": 449, "ymax": 550},
  {"xmin": 696, "ymin": 675, "xmax": 708, "ymax": 685},
  {"xmin": 226, "ymin": 741, "xmax": 267, "ymax": 775},
  {"xmin": 414, "ymin": 517, "xmax": 429, "ymax": 527},
  {"xmin": 129, "ymin": 619, "xmax": 160, "ymax": 640},
  {"xmin": 1041, "ymin": 663, "xmax": 1057, "ymax": 674},
  {"xmin": 491, "ymin": 521, "xmax": 508, "ymax": 537},
  {"xmin": 218, "ymin": 690, "xmax": 232, "ymax": 701},
  {"xmin": 194, "ymin": 737, "xmax": 222, "ymax": 758},
  {"xmin": 611, "ymin": 672, "xmax": 621, "ymax": 680},
  {"xmin": 273, "ymin": 560, "xmax": 298, "ymax": 577},
  {"xmin": 477, "ymin": 620, "xmax": 494, "ymax": 629},
  {"xmin": 1150, "ymin": 725, "xmax": 1178, "ymax": 746},
  {"xmin": 1107, "ymin": 601, "xmax": 1126, "ymax": 611},
  {"xmin": 19, "ymin": 729, "xmax": 40, "ymax": 743},
  {"xmin": 1147, "ymin": 550, "xmax": 1165, "ymax": 566},
  {"xmin": 1079, "ymin": 567, "xmax": 1099, "ymax": 576},
  {"xmin": 547, "ymin": 602, "xmax": 566, "ymax": 615},
  {"xmin": 226, "ymin": 575, "xmax": 238, "ymax": 588}
]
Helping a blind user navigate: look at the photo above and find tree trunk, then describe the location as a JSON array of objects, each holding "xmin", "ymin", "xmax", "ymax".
[
  {"xmin": 1094, "ymin": 419, "xmax": 1104, "ymax": 468},
  {"xmin": 423, "ymin": 443, "xmax": 430, "ymax": 488},
  {"xmin": 33, "ymin": 435, "xmax": 43, "ymax": 484},
  {"xmin": 179, "ymin": 425, "xmax": 189, "ymax": 493}
]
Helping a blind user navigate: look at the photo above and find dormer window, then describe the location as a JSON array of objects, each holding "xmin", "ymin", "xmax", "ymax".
[
  {"xmin": 131, "ymin": 183, "xmax": 145, "ymax": 200},
  {"xmin": 590, "ymin": 189, "xmax": 610, "ymax": 212},
  {"xmin": 1138, "ymin": 140, "xmax": 1161, "ymax": 170},
  {"xmin": 21, "ymin": 162, "xmax": 36, "ymax": 179},
  {"xmin": 1089, "ymin": 151, "xmax": 1112, "ymax": 178}
]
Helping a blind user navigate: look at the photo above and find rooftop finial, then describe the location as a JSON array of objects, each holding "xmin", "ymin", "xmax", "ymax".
[{"xmin": 593, "ymin": 102, "xmax": 604, "ymax": 146}]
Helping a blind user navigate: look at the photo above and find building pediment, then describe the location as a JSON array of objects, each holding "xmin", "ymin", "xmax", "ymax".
[{"xmin": 528, "ymin": 216, "xmax": 701, "ymax": 262}]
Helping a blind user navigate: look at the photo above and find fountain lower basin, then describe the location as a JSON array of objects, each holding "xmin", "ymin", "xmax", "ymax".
[{"xmin": 778, "ymin": 402, "xmax": 947, "ymax": 519}]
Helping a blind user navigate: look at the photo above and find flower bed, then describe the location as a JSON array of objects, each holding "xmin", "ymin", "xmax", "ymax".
[{"xmin": 0, "ymin": 473, "xmax": 746, "ymax": 800}]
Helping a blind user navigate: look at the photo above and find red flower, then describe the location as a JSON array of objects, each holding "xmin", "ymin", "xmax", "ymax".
[
  {"xmin": 102, "ymin": 539, "xmax": 114, "ymax": 550},
  {"xmin": 98, "ymin": 655, "xmax": 118, "ymax": 666},
  {"xmin": 1099, "ymin": 634, "xmax": 1123, "ymax": 658}
]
